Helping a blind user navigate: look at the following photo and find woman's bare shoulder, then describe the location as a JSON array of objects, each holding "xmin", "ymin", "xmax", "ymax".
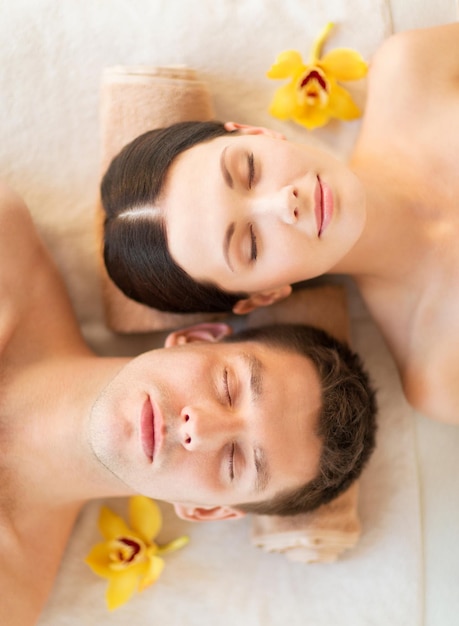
[
  {"xmin": 353, "ymin": 24, "xmax": 459, "ymax": 163},
  {"xmin": 403, "ymin": 344, "xmax": 459, "ymax": 425},
  {"xmin": 370, "ymin": 24, "xmax": 459, "ymax": 97}
]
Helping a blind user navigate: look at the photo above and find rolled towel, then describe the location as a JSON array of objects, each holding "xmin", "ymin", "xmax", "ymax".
[
  {"xmin": 96, "ymin": 66, "xmax": 224, "ymax": 332},
  {"xmin": 251, "ymin": 482, "xmax": 361, "ymax": 564}
]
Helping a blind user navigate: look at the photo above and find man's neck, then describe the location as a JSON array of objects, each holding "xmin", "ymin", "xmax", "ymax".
[{"xmin": 0, "ymin": 352, "xmax": 131, "ymax": 513}]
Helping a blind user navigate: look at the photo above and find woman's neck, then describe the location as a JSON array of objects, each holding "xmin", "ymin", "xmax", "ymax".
[{"xmin": 331, "ymin": 158, "xmax": 430, "ymax": 289}]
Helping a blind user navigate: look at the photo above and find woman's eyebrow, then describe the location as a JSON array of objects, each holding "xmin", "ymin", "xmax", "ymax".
[{"xmin": 220, "ymin": 146, "xmax": 233, "ymax": 188}]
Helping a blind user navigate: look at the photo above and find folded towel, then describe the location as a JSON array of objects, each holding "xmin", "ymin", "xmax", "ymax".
[
  {"xmin": 97, "ymin": 66, "xmax": 224, "ymax": 332},
  {"xmin": 251, "ymin": 482, "xmax": 361, "ymax": 563}
]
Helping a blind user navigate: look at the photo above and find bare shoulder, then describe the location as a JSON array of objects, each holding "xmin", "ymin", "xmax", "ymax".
[
  {"xmin": 0, "ymin": 183, "xmax": 47, "ymax": 336},
  {"xmin": 0, "ymin": 182, "xmax": 43, "ymax": 268},
  {"xmin": 370, "ymin": 24, "xmax": 459, "ymax": 97},
  {"xmin": 403, "ymin": 348, "xmax": 459, "ymax": 425},
  {"xmin": 353, "ymin": 24, "xmax": 459, "ymax": 163}
]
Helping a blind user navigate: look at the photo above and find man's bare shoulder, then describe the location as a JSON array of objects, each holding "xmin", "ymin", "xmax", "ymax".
[
  {"xmin": 0, "ymin": 182, "xmax": 44, "ymax": 291},
  {"xmin": 0, "ymin": 183, "xmax": 48, "ymax": 342},
  {"xmin": 0, "ymin": 182, "xmax": 42, "ymax": 260}
]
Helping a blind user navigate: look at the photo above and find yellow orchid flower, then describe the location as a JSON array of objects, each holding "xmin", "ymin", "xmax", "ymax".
[
  {"xmin": 85, "ymin": 496, "xmax": 188, "ymax": 610},
  {"xmin": 267, "ymin": 22, "xmax": 368, "ymax": 130}
]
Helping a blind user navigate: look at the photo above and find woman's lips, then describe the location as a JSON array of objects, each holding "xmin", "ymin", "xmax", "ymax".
[
  {"xmin": 140, "ymin": 397, "xmax": 155, "ymax": 462},
  {"xmin": 315, "ymin": 176, "xmax": 334, "ymax": 236}
]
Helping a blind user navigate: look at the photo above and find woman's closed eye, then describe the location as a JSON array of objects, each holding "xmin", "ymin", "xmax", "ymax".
[
  {"xmin": 228, "ymin": 442, "xmax": 235, "ymax": 481},
  {"xmin": 249, "ymin": 224, "xmax": 258, "ymax": 262},
  {"xmin": 247, "ymin": 152, "xmax": 255, "ymax": 189},
  {"xmin": 223, "ymin": 368, "xmax": 232, "ymax": 406}
]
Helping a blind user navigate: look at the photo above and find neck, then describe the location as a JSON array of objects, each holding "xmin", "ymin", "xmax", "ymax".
[
  {"xmin": 1, "ymin": 353, "xmax": 132, "ymax": 513},
  {"xmin": 330, "ymin": 160, "xmax": 428, "ymax": 288}
]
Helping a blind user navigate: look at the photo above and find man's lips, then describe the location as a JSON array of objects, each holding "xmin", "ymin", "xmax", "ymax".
[
  {"xmin": 314, "ymin": 176, "xmax": 334, "ymax": 236},
  {"xmin": 140, "ymin": 396, "xmax": 162, "ymax": 462}
]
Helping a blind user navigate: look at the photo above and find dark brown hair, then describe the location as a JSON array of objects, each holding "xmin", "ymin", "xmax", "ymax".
[{"xmin": 101, "ymin": 121, "xmax": 248, "ymax": 313}]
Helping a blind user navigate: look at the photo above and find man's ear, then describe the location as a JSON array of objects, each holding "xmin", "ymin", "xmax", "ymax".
[
  {"xmin": 232, "ymin": 285, "xmax": 292, "ymax": 315},
  {"xmin": 173, "ymin": 503, "xmax": 246, "ymax": 522},
  {"xmin": 164, "ymin": 322, "xmax": 233, "ymax": 348},
  {"xmin": 224, "ymin": 121, "xmax": 285, "ymax": 140}
]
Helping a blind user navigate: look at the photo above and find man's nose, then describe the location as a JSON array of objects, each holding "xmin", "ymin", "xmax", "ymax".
[
  {"xmin": 179, "ymin": 405, "xmax": 241, "ymax": 451},
  {"xmin": 253, "ymin": 185, "xmax": 298, "ymax": 224}
]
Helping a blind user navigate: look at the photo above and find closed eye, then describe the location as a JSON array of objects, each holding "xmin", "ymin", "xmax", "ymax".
[
  {"xmin": 247, "ymin": 152, "xmax": 255, "ymax": 189},
  {"xmin": 223, "ymin": 368, "xmax": 232, "ymax": 406},
  {"xmin": 228, "ymin": 442, "xmax": 235, "ymax": 481},
  {"xmin": 249, "ymin": 224, "xmax": 257, "ymax": 262}
]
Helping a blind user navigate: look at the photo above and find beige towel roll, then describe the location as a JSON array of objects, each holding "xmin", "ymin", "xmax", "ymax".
[
  {"xmin": 251, "ymin": 482, "xmax": 361, "ymax": 563},
  {"xmin": 97, "ymin": 66, "xmax": 224, "ymax": 332}
]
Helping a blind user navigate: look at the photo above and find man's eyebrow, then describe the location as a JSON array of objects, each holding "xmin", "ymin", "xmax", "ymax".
[
  {"xmin": 220, "ymin": 145, "xmax": 233, "ymax": 188},
  {"xmin": 254, "ymin": 446, "xmax": 270, "ymax": 493},
  {"xmin": 244, "ymin": 352, "xmax": 263, "ymax": 401},
  {"xmin": 241, "ymin": 353, "xmax": 270, "ymax": 492}
]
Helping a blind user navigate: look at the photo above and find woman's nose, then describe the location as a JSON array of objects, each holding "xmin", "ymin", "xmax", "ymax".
[
  {"xmin": 254, "ymin": 185, "xmax": 298, "ymax": 224},
  {"xmin": 179, "ymin": 405, "xmax": 240, "ymax": 451}
]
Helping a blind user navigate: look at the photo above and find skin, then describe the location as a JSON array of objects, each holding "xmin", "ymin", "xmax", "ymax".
[
  {"xmin": 162, "ymin": 24, "xmax": 459, "ymax": 423},
  {"xmin": 0, "ymin": 182, "xmax": 322, "ymax": 625}
]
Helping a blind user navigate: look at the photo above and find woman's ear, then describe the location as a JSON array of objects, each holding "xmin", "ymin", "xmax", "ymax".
[
  {"xmin": 173, "ymin": 503, "xmax": 246, "ymax": 522},
  {"xmin": 224, "ymin": 121, "xmax": 285, "ymax": 140},
  {"xmin": 232, "ymin": 285, "xmax": 292, "ymax": 315},
  {"xmin": 164, "ymin": 322, "xmax": 233, "ymax": 348}
]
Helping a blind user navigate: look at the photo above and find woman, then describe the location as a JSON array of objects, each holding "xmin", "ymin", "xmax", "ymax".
[{"xmin": 101, "ymin": 23, "xmax": 459, "ymax": 423}]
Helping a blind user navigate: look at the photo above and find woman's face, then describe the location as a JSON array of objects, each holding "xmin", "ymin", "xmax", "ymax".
[{"xmin": 162, "ymin": 127, "xmax": 366, "ymax": 307}]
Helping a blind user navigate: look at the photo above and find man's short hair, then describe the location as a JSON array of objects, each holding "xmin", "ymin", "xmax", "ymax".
[{"xmin": 225, "ymin": 323, "xmax": 377, "ymax": 516}]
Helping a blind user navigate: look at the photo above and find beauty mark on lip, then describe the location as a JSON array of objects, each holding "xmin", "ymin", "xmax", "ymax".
[
  {"xmin": 315, "ymin": 176, "xmax": 333, "ymax": 237},
  {"xmin": 140, "ymin": 397, "xmax": 155, "ymax": 462}
]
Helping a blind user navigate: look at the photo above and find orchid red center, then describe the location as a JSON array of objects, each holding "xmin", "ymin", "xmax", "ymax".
[{"xmin": 300, "ymin": 69, "xmax": 328, "ymax": 95}]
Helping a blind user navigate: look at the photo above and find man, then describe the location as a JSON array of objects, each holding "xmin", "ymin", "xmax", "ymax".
[{"xmin": 0, "ymin": 182, "xmax": 376, "ymax": 625}]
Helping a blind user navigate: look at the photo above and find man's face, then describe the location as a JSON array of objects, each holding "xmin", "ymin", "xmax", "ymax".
[{"xmin": 88, "ymin": 328, "xmax": 322, "ymax": 519}]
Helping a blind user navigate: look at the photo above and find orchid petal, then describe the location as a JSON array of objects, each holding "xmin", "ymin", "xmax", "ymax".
[
  {"xmin": 269, "ymin": 83, "xmax": 298, "ymax": 119},
  {"xmin": 321, "ymin": 49, "xmax": 368, "ymax": 81},
  {"xmin": 106, "ymin": 569, "xmax": 140, "ymax": 611},
  {"xmin": 294, "ymin": 107, "xmax": 331, "ymax": 130},
  {"xmin": 267, "ymin": 50, "xmax": 304, "ymax": 79},
  {"xmin": 129, "ymin": 496, "xmax": 162, "ymax": 543},
  {"xmin": 84, "ymin": 543, "xmax": 114, "ymax": 578},
  {"xmin": 139, "ymin": 556, "xmax": 165, "ymax": 591},
  {"xmin": 327, "ymin": 82, "xmax": 361, "ymax": 120},
  {"xmin": 98, "ymin": 506, "xmax": 131, "ymax": 541}
]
